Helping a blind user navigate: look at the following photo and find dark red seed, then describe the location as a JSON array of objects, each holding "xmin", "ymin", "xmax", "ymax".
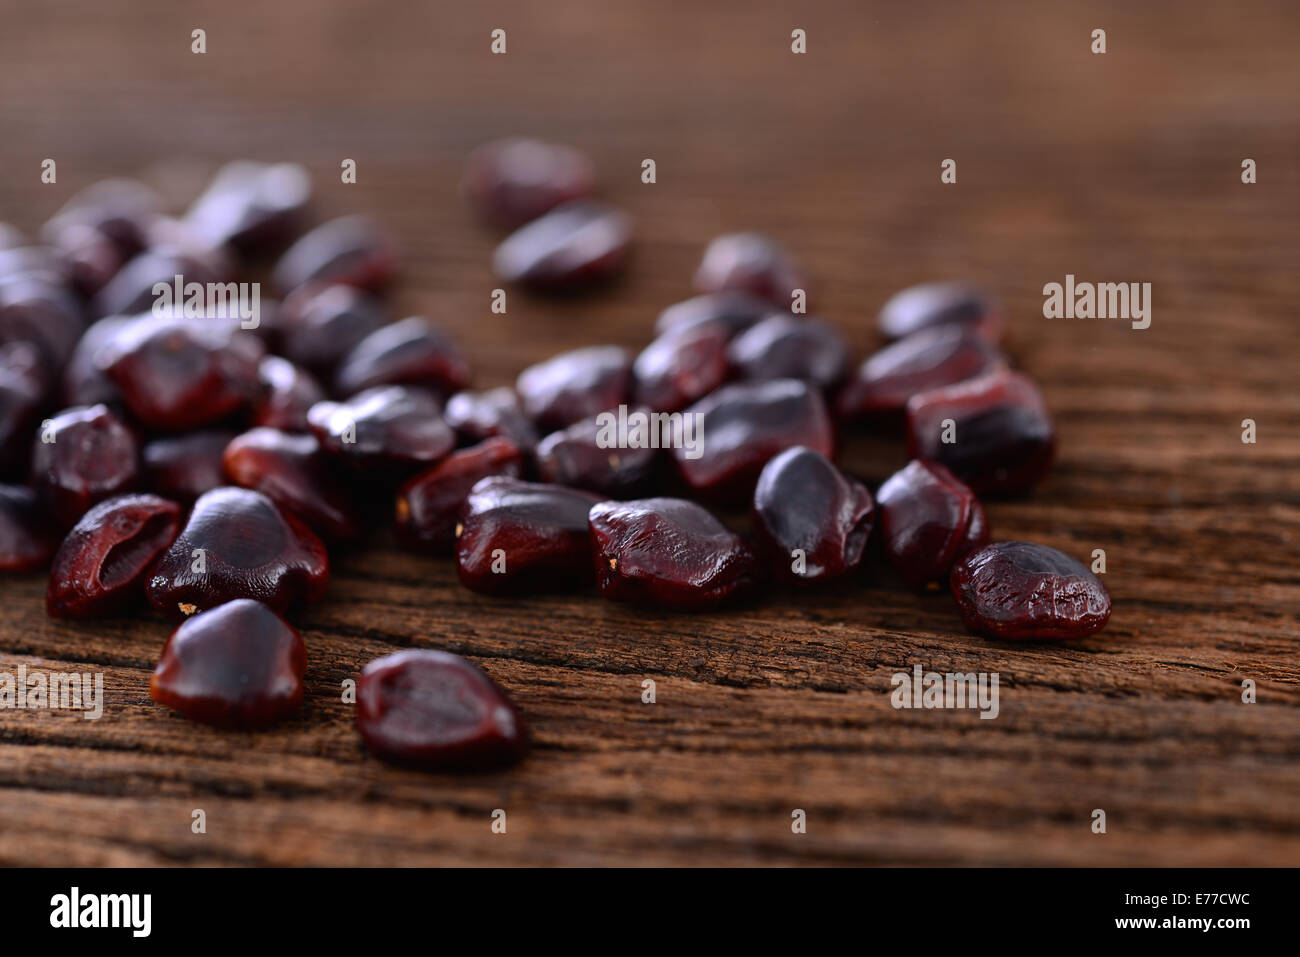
[
  {"xmin": 46, "ymin": 221, "xmax": 125, "ymax": 296},
  {"xmin": 46, "ymin": 494, "xmax": 181, "ymax": 619},
  {"xmin": 0, "ymin": 246, "xmax": 72, "ymax": 286},
  {"xmin": 693, "ymin": 233, "xmax": 805, "ymax": 308},
  {"xmin": 837, "ymin": 325, "xmax": 1006, "ymax": 421},
  {"xmin": 0, "ymin": 341, "xmax": 48, "ymax": 476},
  {"xmin": 653, "ymin": 291, "xmax": 775, "ymax": 339},
  {"xmin": 185, "ymin": 161, "xmax": 311, "ymax": 255},
  {"xmin": 42, "ymin": 178, "xmax": 160, "ymax": 259},
  {"xmin": 950, "ymin": 541, "xmax": 1111, "ymax": 641},
  {"xmin": 589, "ymin": 497, "xmax": 759, "ymax": 608},
  {"xmin": 395, "ymin": 437, "xmax": 524, "ymax": 554},
  {"xmin": 275, "ymin": 284, "xmax": 386, "ymax": 377},
  {"xmin": 632, "ymin": 324, "xmax": 729, "ymax": 412},
  {"xmin": 145, "ymin": 486, "xmax": 329, "ymax": 616},
  {"xmin": 62, "ymin": 315, "xmax": 132, "ymax": 408},
  {"xmin": 876, "ymin": 460, "xmax": 989, "ymax": 587},
  {"xmin": 223, "ymin": 427, "xmax": 361, "ymax": 542},
  {"xmin": 143, "ymin": 217, "xmax": 238, "ymax": 274},
  {"xmin": 727, "ymin": 314, "xmax": 848, "ymax": 389},
  {"xmin": 333, "ymin": 316, "xmax": 471, "ymax": 397},
  {"xmin": 97, "ymin": 315, "xmax": 265, "ymax": 431},
  {"xmin": 492, "ymin": 200, "xmax": 631, "ymax": 290},
  {"xmin": 356, "ymin": 649, "xmax": 529, "ymax": 770},
  {"xmin": 150, "ymin": 599, "xmax": 306, "ymax": 729},
  {"xmin": 272, "ymin": 215, "xmax": 398, "ymax": 296},
  {"xmin": 91, "ymin": 246, "xmax": 230, "ymax": 319},
  {"xmin": 878, "ymin": 280, "xmax": 1002, "ymax": 343},
  {"xmin": 905, "ymin": 370, "xmax": 1055, "ymax": 495},
  {"xmin": 462, "ymin": 137, "xmax": 597, "ymax": 229},
  {"xmin": 535, "ymin": 412, "xmax": 659, "ymax": 497},
  {"xmin": 0, "ymin": 484, "xmax": 59, "ymax": 572},
  {"xmin": 31, "ymin": 404, "xmax": 139, "ymax": 526},
  {"xmin": 0, "ymin": 273, "xmax": 86, "ymax": 372},
  {"xmin": 455, "ymin": 476, "xmax": 601, "ymax": 594},
  {"xmin": 251, "ymin": 355, "xmax": 325, "ymax": 431},
  {"xmin": 142, "ymin": 430, "xmax": 234, "ymax": 504},
  {"xmin": 515, "ymin": 345, "xmax": 631, "ymax": 431},
  {"xmin": 751, "ymin": 446, "xmax": 873, "ymax": 584},
  {"xmin": 443, "ymin": 387, "xmax": 539, "ymax": 453},
  {"xmin": 674, "ymin": 378, "xmax": 834, "ymax": 502},
  {"xmin": 307, "ymin": 385, "xmax": 455, "ymax": 478}
]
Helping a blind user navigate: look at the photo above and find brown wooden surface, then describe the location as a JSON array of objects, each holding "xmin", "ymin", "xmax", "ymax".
[{"xmin": 1, "ymin": 0, "xmax": 1298, "ymax": 866}]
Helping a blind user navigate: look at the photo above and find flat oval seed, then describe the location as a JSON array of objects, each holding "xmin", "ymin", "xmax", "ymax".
[
  {"xmin": 950, "ymin": 541, "xmax": 1112, "ymax": 641},
  {"xmin": 588, "ymin": 497, "xmax": 760, "ymax": 609},
  {"xmin": 905, "ymin": 370, "xmax": 1055, "ymax": 495},
  {"xmin": 751, "ymin": 446, "xmax": 873, "ymax": 583},
  {"xmin": 878, "ymin": 280, "xmax": 1002, "ymax": 342},
  {"xmin": 356, "ymin": 649, "xmax": 529, "ymax": 770},
  {"xmin": 150, "ymin": 599, "xmax": 306, "ymax": 729},
  {"xmin": 492, "ymin": 200, "xmax": 631, "ymax": 290},
  {"xmin": 47, "ymin": 494, "xmax": 181, "ymax": 619}
]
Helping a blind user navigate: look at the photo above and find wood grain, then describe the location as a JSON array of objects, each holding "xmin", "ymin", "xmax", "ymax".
[{"xmin": 0, "ymin": 0, "xmax": 1297, "ymax": 866}]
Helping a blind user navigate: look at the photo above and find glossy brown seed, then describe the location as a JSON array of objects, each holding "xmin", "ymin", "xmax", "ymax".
[
  {"xmin": 876, "ymin": 460, "xmax": 989, "ymax": 587},
  {"xmin": 589, "ymin": 497, "xmax": 759, "ymax": 608},
  {"xmin": 0, "ymin": 341, "xmax": 47, "ymax": 476},
  {"xmin": 632, "ymin": 324, "xmax": 729, "ymax": 412},
  {"xmin": 674, "ymin": 378, "xmax": 834, "ymax": 502},
  {"xmin": 145, "ymin": 487, "xmax": 329, "ymax": 616},
  {"xmin": 62, "ymin": 315, "xmax": 132, "ymax": 407},
  {"xmin": 307, "ymin": 385, "xmax": 455, "ymax": 478},
  {"xmin": 31, "ymin": 404, "xmax": 139, "ymax": 526},
  {"xmin": 91, "ymin": 246, "xmax": 230, "ymax": 319},
  {"xmin": 251, "ymin": 355, "xmax": 325, "ymax": 431},
  {"xmin": 275, "ymin": 284, "xmax": 386, "ymax": 377},
  {"xmin": 41, "ymin": 182, "xmax": 157, "ymax": 295},
  {"xmin": 456, "ymin": 476, "xmax": 602, "ymax": 594},
  {"xmin": 535, "ymin": 412, "xmax": 659, "ymax": 497},
  {"xmin": 878, "ymin": 280, "xmax": 1002, "ymax": 343},
  {"xmin": 150, "ymin": 599, "xmax": 306, "ymax": 729},
  {"xmin": 0, "ymin": 484, "xmax": 59, "ymax": 572},
  {"xmin": 272, "ymin": 215, "xmax": 398, "ymax": 296},
  {"xmin": 950, "ymin": 541, "xmax": 1112, "ymax": 641},
  {"xmin": 492, "ymin": 200, "xmax": 631, "ymax": 290},
  {"xmin": 727, "ymin": 314, "xmax": 848, "ymax": 389},
  {"xmin": 97, "ymin": 316, "xmax": 265, "ymax": 431},
  {"xmin": 462, "ymin": 137, "xmax": 597, "ymax": 229},
  {"xmin": 46, "ymin": 220, "xmax": 125, "ymax": 295},
  {"xmin": 142, "ymin": 217, "xmax": 238, "ymax": 275},
  {"xmin": 905, "ymin": 370, "xmax": 1055, "ymax": 495},
  {"xmin": 46, "ymin": 494, "xmax": 181, "ymax": 619},
  {"xmin": 185, "ymin": 160, "xmax": 311, "ymax": 255},
  {"xmin": 693, "ymin": 233, "xmax": 805, "ymax": 307},
  {"xmin": 443, "ymin": 387, "xmax": 539, "ymax": 453},
  {"xmin": 42, "ymin": 178, "xmax": 160, "ymax": 259},
  {"xmin": 333, "ymin": 316, "xmax": 471, "ymax": 397},
  {"xmin": 515, "ymin": 345, "xmax": 631, "ymax": 431},
  {"xmin": 653, "ymin": 291, "xmax": 775, "ymax": 339},
  {"xmin": 142, "ymin": 430, "xmax": 234, "ymax": 504},
  {"xmin": 356, "ymin": 649, "xmax": 529, "ymax": 770},
  {"xmin": 837, "ymin": 325, "xmax": 1006, "ymax": 421},
  {"xmin": 0, "ymin": 272, "xmax": 86, "ymax": 372},
  {"xmin": 751, "ymin": 446, "xmax": 873, "ymax": 583},
  {"xmin": 223, "ymin": 427, "xmax": 361, "ymax": 542},
  {"xmin": 394, "ymin": 437, "xmax": 524, "ymax": 554},
  {"xmin": 0, "ymin": 246, "xmax": 71, "ymax": 286}
]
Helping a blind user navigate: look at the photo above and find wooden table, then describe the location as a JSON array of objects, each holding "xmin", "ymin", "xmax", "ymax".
[{"xmin": 1, "ymin": 0, "xmax": 1297, "ymax": 866}]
